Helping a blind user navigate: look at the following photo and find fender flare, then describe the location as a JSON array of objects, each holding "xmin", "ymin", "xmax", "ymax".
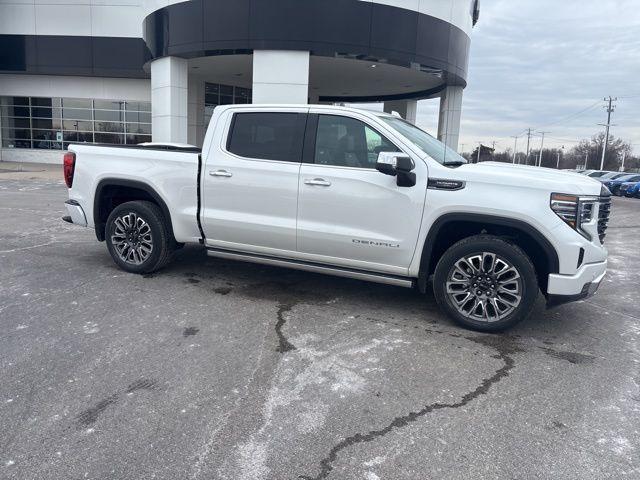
[
  {"xmin": 417, "ymin": 213, "xmax": 560, "ymax": 293},
  {"xmin": 93, "ymin": 178, "xmax": 175, "ymax": 242}
]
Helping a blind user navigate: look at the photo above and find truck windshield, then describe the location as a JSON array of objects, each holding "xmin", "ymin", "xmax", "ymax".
[{"xmin": 379, "ymin": 116, "xmax": 467, "ymax": 166}]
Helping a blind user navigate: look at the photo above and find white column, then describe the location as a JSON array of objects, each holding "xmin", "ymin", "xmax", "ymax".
[
  {"xmin": 437, "ymin": 86, "xmax": 464, "ymax": 152},
  {"xmin": 188, "ymin": 75, "xmax": 206, "ymax": 147},
  {"xmin": 383, "ymin": 99, "xmax": 418, "ymax": 124},
  {"xmin": 252, "ymin": 50, "xmax": 309, "ymax": 104},
  {"xmin": 151, "ymin": 56, "xmax": 188, "ymax": 143},
  {"xmin": 0, "ymin": 103, "xmax": 3, "ymax": 162}
]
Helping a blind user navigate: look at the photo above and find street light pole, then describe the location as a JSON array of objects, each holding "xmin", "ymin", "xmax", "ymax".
[
  {"xmin": 599, "ymin": 96, "xmax": 616, "ymax": 170},
  {"xmin": 537, "ymin": 131, "xmax": 549, "ymax": 167},
  {"xmin": 511, "ymin": 135, "xmax": 518, "ymax": 163},
  {"xmin": 525, "ymin": 128, "xmax": 532, "ymax": 165}
]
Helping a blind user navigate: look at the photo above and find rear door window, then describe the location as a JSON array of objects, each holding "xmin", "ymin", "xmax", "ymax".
[{"xmin": 227, "ymin": 112, "xmax": 306, "ymax": 162}]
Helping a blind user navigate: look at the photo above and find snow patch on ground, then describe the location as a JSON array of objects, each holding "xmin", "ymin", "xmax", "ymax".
[{"xmin": 228, "ymin": 331, "xmax": 400, "ymax": 480}]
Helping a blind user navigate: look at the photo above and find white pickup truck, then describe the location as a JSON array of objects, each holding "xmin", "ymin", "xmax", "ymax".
[{"xmin": 63, "ymin": 105, "xmax": 610, "ymax": 331}]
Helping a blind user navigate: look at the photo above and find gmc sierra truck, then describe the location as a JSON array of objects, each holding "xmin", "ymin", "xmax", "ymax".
[{"xmin": 62, "ymin": 105, "xmax": 610, "ymax": 331}]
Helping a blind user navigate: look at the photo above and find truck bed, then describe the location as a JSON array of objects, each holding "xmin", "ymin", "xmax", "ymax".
[{"xmin": 67, "ymin": 142, "xmax": 203, "ymax": 245}]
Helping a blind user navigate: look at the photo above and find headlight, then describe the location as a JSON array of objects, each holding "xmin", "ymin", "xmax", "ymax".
[{"xmin": 550, "ymin": 193, "xmax": 598, "ymax": 239}]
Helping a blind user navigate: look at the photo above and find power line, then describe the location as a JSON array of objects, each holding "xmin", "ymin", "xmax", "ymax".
[
  {"xmin": 543, "ymin": 136, "xmax": 582, "ymax": 143},
  {"xmin": 532, "ymin": 99, "xmax": 602, "ymax": 130}
]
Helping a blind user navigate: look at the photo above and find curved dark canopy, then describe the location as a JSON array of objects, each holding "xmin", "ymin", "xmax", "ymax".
[{"xmin": 143, "ymin": 0, "xmax": 470, "ymax": 101}]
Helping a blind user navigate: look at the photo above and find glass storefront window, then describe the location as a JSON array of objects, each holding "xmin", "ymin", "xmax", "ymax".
[
  {"xmin": 95, "ymin": 121, "xmax": 125, "ymax": 133},
  {"xmin": 94, "ymin": 133, "xmax": 124, "ymax": 144},
  {"xmin": 124, "ymin": 101, "xmax": 151, "ymax": 112},
  {"xmin": 0, "ymin": 96, "xmax": 152, "ymax": 149},
  {"xmin": 61, "ymin": 98, "xmax": 92, "ymax": 109},
  {"xmin": 203, "ymin": 82, "xmax": 253, "ymax": 129},
  {"xmin": 124, "ymin": 111, "xmax": 151, "ymax": 124},
  {"xmin": 125, "ymin": 122, "xmax": 151, "ymax": 135},
  {"xmin": 62, "ymin": 108, "xmax": 93, "ymax": 121},
  {"xmin": 126, "ymin": 134, "xmax": 152, "ymax": 144},
  {"xmin": 95, "ymin": 110, "xmax": 125, "ymax": 122}
]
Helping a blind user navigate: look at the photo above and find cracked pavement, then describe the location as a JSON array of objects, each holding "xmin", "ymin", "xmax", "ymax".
[{"xmin": 0, "ymin": 175, "xmax": 639, "ymax": 479}]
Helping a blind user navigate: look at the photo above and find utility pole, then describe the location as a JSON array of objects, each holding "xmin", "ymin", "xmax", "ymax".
[
  {"xmin": 584, "ymin": 153, "xmax": 589, "ymax": 170},
  {"xmin": 556, "ymin": 152, "xmax": 560, "ymax": 169},
  {"xmin": 537, "ymin": 131, "xmax": 550, "ymax": 167},
  {"xmin": 620, "ymin": 151, "xmax": 626, "ymax": 172},
  {"xmin": 476, "ymin": 142, "xmax": 482, "ymax": 164},
  {"xmin": 525, "ymin": 128, "xmax": 532, "ymax": 165},
  {"xmin": 599, "ymin": 96, "xmax": 617, "ymax": 170},
  {"xmin": 510, "ymin": 135, "xmax": 518, "ymax": 163}
]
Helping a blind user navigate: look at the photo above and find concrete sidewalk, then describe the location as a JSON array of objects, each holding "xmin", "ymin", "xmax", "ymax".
[{"xmin": 0, "ymin": 161, "xmax": 62, "ymax": 181}]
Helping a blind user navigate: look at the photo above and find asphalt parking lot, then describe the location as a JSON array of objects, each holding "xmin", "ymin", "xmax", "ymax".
[{"xmin": 1, "ymin": 171, "xmax": 639, "ymax": 479}]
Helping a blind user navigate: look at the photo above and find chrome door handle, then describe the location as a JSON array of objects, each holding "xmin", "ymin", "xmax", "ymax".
[
  {"xmin": 304, "ymin": 178, "xmax": 331, "ymax": 187},
  {"xmin": 210, "ymin": 170, "xmax": 233, "ymax": 177}
]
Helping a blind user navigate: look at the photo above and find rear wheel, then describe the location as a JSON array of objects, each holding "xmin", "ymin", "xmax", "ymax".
[
  {"xmin": 433, "ymin": 234, "xmax": 538, "ymax": 332},
  {"xmin": 105, "ymin": 201, "xmax": 174, "ymax": 274}
]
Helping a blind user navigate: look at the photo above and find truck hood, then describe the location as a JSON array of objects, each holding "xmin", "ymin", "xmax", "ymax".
[{"xmin": 454, "ymin": 161, "xmax": 604, "ymax": 196}]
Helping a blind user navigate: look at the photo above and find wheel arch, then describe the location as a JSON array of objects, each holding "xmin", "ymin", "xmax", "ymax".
[
  {"xmin": 417, "ymin": 213, "xmax": 560, "ymax": 294},
  {"xmin": 93, "ymin": 178, "xmax": 176, "ymax": 243}
]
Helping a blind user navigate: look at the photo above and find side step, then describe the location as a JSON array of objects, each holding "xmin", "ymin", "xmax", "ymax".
[{"xmin": 206, "ymin": 247, "xmax": 414, "ymax": 288}]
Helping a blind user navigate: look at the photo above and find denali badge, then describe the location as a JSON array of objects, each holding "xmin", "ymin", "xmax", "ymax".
[{"xmin": 352, "ymin": 239, "xmax": 400, "ymax": 248}]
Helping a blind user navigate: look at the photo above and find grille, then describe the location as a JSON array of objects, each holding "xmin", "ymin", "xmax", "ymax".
[{"xmin": 598, "ymin": 196, "xmax": 611, "ymax": 243}]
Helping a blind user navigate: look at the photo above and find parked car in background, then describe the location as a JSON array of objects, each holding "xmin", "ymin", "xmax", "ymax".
[
  {"xmin": 620, "ymin": 181, "xmax": 640, "ymax": 197},
  {"xmin": 597, "ymin": 172, "xmax": 627, "ymax": 182},
  {"xmin": 581, "ymin": 170, "xmax": 618, "ymax": 178},
  {"xmin": 604, "ymin": 174, "xmax": 640, "ymax": 195}
]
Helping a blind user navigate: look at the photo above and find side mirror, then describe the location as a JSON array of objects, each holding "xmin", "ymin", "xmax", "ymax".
[
  {"xmin": 376, "ymin": 152, "xmax": 416, "ymax": 187},
  {"xmin": 375, "ymin": 151, "xmax": 401, "ymax": 176}
]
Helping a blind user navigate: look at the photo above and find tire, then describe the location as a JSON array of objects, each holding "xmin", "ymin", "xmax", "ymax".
[
  {"xmin": 105, "ymin": 200, "xmax": 175, "ymax": 274},
  {"xmin": 433, "ymin": 234, "xmax": 538, "ymax": 332}
]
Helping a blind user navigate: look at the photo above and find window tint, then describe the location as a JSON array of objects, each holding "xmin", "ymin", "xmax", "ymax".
[
  {"xmin": 227, "ymin": 113, "xmax": 305, "ymax": 162},
  {"xmin": 314, "ymin": 115, "xmax": 399, "ymax": 168}
]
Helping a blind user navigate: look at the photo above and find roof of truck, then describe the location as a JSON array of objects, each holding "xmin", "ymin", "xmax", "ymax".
[{"xmin": 216, "ymin": 103, "xmax": 398, "ymax": 118}]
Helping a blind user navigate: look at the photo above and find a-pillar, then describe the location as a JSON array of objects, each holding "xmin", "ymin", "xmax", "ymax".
[
  {"xmin": 252, "ymin": 50, "xmax": 309, "ymax": 104},
  {"xmin": 151, "ymin": 56, "xmax": 188, "ymax": 143},
  {"xmin": 188, "ymin": 76, "xmax": 206, "ymax": 147},
  {"xmin": 383, "ymin": 99, "xmax": 418, "ymax": 124},
  {"xmin": 437, "ymin": 86, "xmax": 463, "ymax": 152}
]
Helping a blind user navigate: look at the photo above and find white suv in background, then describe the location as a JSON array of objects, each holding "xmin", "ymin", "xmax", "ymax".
[{"xmin": 62, "ymin": 105, "xmax": 610, "ymax": 331}]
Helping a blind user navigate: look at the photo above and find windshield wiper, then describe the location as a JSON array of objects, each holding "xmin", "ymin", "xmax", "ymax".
[{"xmin": 442, "ymin": 160, "xmax": 466, "ymax": 167}]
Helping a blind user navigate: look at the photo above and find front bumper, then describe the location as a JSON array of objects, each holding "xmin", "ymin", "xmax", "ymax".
[
  {"xmin": 63, "ymin": 200, "xmax": 87, "ymax": 227},
  {"xmin": 546, "ymin": 260, "xmax": 607, "ymax": 307}
]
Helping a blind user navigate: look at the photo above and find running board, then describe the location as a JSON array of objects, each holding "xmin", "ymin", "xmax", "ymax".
[{"xmin": 206, "ymin": 247, "xmax": 414, "ymax": 288}]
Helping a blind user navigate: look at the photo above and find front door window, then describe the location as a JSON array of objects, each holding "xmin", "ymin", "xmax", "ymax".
[{"xmin": 314, "ymin": 115, "xmax": 399, "ymax": 168}]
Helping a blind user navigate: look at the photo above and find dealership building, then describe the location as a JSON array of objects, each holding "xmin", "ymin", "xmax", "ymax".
[{"xmin": 0, "ymin": 0, "xmax": 478, "ymax": 163}]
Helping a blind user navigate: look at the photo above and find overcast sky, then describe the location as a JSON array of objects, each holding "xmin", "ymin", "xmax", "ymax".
[{"xmin": 416, "ymin": 0, "xmax": 640, "ymax": 155}]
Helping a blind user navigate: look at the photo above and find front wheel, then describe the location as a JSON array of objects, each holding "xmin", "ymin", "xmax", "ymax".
[
  {"xmin": 105, "ymin": 201, "xmax": 174, "ymax": 274},
  {"xmin": 433, "ymin": 234, "xmax": 538, "ymax": 332}
]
